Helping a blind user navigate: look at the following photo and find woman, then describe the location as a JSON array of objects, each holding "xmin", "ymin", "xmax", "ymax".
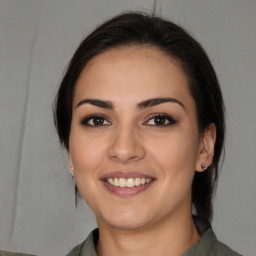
[
  {"xmin": 0, "ymin": 12, "xmax": 242, "ymax": 256},
  {"xmin": 54, "ymin": 12, "xmax": 242, "ymax": 256}
]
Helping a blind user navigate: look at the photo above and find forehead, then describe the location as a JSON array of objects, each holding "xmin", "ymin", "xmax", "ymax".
[{"xmin": 73, "ymin": 46, "xmax": 193, "ymax": 107}]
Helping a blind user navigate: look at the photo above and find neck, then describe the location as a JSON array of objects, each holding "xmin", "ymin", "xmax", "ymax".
[{"xmin": 96, "ymin": 211, "xmax": 200, "ymax": 256}]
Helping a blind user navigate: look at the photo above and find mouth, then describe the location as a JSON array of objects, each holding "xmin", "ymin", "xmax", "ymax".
[{"xmin": 100, "ymin": 172, "xmax": 155, "ymax": 196}]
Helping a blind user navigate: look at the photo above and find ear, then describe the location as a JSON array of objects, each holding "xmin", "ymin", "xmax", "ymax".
[{"xmin": 196, "ymin": 123, "xmax": 216, "ymax": 172}]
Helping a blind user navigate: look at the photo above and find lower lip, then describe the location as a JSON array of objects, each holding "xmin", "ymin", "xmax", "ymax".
[{"xmin": 102, "ymin": 180, "xmax": 154, "ymax": 197}]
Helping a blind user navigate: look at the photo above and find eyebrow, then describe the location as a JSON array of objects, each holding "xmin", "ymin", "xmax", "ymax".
[
  {"xmin": 137, "ymin": 97, "xmax": 185, "ymax": 110},
  {"xmin": 76, "ymin": 99, "xmax": 114, "ymax": 109},
  {"xmin": 76, "ymin": 97, "xmax": 185, "ymax": 111}
]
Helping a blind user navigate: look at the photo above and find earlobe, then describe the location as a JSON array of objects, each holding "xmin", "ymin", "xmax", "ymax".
[
  {"xmin": 196, "ymin": 123, "xmax": 216, "ymax": 172},
  {"xmin": 68, "ymin": 155, "xmax": 74, "ymax": 177}
]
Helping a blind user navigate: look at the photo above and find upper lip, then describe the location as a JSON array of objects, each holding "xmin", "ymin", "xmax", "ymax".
[{"xmin": 100, "ymin": 171, "xmax": 155, "ymax": 180}]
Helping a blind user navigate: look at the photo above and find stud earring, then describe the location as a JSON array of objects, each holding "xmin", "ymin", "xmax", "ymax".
[
  {"xmin": 201, "ymin": 163, "xmax": 208, "ymax": 171},
  {"xmin": 69, "ymin": 163, "xmax": 74, "ymax": 177}
]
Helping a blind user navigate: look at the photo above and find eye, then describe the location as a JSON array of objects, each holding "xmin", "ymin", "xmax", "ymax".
[
  {"xmin": 145, "ymin": 114, "xmax": 176, "ymax": 127},
  {"xmin": 81, "ymin": 115, "xmax": 111, "ymax": 127}
]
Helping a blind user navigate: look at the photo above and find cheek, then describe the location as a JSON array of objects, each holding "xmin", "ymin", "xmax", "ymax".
[
  {"xmin": 147, "ymin": 127, "xmax": 200, "ymax": 201},
  {"xmin": 69, "ymin": 126, "xmax": 104, "ymax": 176},
  {"xmin": 149, "ymin": 128, "xmax": 199, "ymax": 169},
  {"xmin": 69, "ymin": 128, "xmax": 105, "ymax": 210}
]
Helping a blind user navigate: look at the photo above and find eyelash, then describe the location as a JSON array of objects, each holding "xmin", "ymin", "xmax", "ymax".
[
  {"xmin": 80, "ymin": 114, "xmax": 111, "ymax": 127},
  {"xmin": 80, "ymin": 114, "xmax": 177, "ymax": 127},
  {"xmin": 144, "ymin": 114, "xmax": 177, "ymax": 127}
]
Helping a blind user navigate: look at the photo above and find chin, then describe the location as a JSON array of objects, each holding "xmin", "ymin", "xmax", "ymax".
[
  {"xmin": 97, "ymin": 210, "xmax": 153, "ymax": 231},
  {"xmin": 108, "ymin": 219, "xmax": 150, "ymax": 231}
]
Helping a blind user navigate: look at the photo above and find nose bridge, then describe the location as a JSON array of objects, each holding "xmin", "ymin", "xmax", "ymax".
[{"xmin": 109, "ymin": 122, "xmax": 145, "ymax": 163}]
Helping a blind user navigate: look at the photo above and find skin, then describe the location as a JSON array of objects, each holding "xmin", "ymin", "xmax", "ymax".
[{"xmin": 69, "ymin": 46, "xmax": 216, "ymax": 256}]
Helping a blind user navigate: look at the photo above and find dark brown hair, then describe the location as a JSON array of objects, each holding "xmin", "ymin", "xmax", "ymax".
[{"xmin": 54, "ymin": 12, "xmax": 225, "ymax": 223}]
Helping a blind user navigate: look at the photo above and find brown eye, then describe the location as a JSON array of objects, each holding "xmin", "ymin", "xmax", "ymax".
[
  {"xmin": 153, "ymin": 116, "xmax": 167, "ymax": 125},
  {"xmin": 91, "ymin": 117, "xmax": 105, "ymax": 125},
  {"xmin": 145, "ymin": 114, "xmax": 176, "ymax": 127},
  {"xmin": 81, "ymin": 115, "xmax": 111, "ymax": 126}
]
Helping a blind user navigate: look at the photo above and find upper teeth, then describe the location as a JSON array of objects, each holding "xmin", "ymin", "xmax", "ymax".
[{"xmin": 106, "ymin": 178, "xmax": 152, "ymax": 188}]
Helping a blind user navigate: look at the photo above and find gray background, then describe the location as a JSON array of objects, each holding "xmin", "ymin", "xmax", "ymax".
[{"xmin": 0, "ymin": 0, "xmax": 255, "ymax": 255}]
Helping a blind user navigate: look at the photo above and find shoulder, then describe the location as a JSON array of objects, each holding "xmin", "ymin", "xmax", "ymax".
[
  {"xmin": 209, "ymin": 240, "xmax": 243, "ymax": 256},
  {"xmin": 66, "ymin": 229, "xmax": 98, "ymax": 256},
  {"xmin": 0, "ymin": 251, "xmax": 35, "ymax": 256},
  {"xmin": 195, "ymin": 229, "xmax": 243, "ymax": 256},
  {"xmin": 190, "ymin": 217, "xmax": 243, "ymax": 256},
  {"xmin": 66, "ymin": 241, "xmax": 84, "ymax": 256}
]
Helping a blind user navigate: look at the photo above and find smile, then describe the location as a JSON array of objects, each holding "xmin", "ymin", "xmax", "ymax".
[{"xmin": 106, "ymin": 177, "xmax": 152, "ymax": 188}]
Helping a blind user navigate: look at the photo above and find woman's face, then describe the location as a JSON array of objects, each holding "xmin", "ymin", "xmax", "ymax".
[{"xmin": 69, "ymin": 46, "xmax": 208, "ymax": 230}]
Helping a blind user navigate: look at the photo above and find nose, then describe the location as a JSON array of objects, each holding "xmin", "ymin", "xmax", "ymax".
[{"xmin": 108, "ymin": 125, "xmax": 146, "ymax": 164}]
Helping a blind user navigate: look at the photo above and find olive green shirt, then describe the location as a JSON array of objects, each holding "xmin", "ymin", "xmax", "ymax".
[
  {"xmin": 66, "ymin": 228, "xmax": 242, "ymax": 256},
  {"xmin": 0, "ymin": 219, "xmax": 243, "ymax": 256},
  {"xmin": 0, "ymin": 252, "xmax": 34, "ymax": 256}
]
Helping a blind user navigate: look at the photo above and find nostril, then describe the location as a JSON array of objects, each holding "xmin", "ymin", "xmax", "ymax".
[{"xmin": 109, "ymin": 153, "xmax": 142, "ymax": 164}]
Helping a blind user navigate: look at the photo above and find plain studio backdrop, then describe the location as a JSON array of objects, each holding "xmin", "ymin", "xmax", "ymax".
[{"xmin": 0, "ymin": 0, "xmax": 255, "ymax": 255}]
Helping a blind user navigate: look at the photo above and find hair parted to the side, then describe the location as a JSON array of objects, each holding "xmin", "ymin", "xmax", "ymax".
[{"xmin": 53, "ymin": 12, "xmax": 225, "ymax": 223}]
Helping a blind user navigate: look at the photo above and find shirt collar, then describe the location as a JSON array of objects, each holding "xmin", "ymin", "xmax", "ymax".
[{"xmin": 77, "ymin": 218, "xmax": 216, "ymax": 256}]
